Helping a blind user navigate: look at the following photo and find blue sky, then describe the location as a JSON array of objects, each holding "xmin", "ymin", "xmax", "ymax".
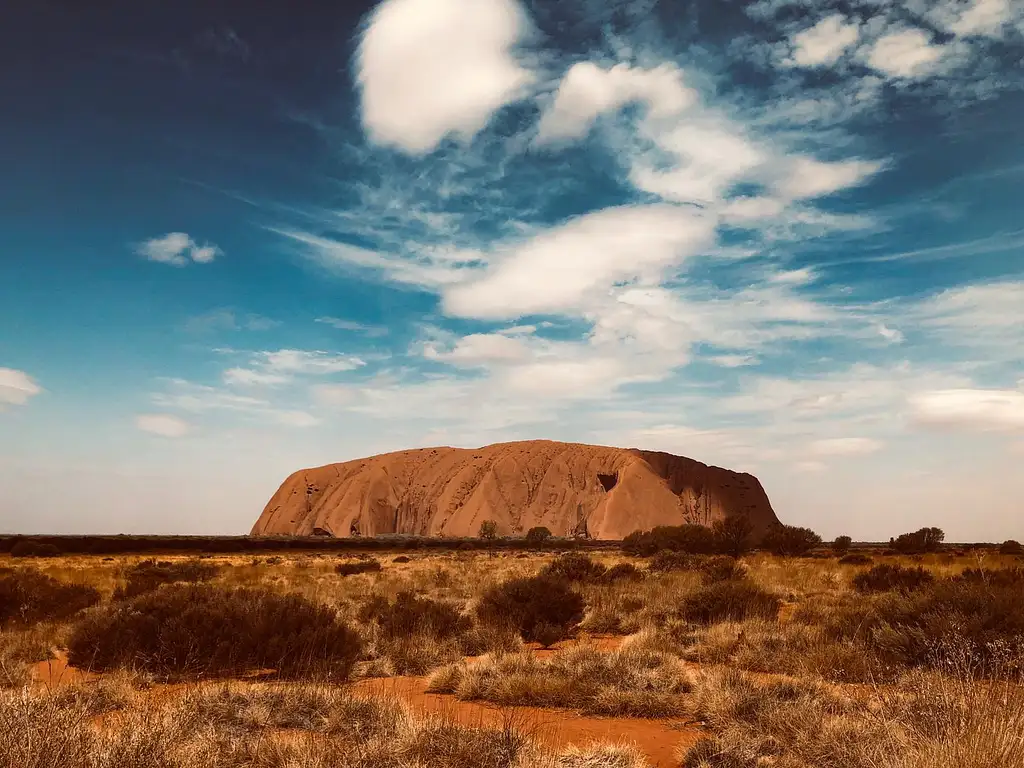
[{"xmin": 2, "ymin": 0, "xmax": 1023, "ymax": 540}]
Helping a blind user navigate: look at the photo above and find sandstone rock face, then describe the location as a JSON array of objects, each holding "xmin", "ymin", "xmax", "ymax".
[{"xmin": 250, "ymin": 440, "xmax": 779, "ymax": 540}]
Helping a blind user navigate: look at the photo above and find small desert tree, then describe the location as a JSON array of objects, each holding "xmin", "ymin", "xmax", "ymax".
[
  {"xmin": 831, "ymin": 535, "xmax": 853, "ymax": 555},
  {"xmin": 712, "ymin": 515, "xmax": 755, "ymax": 558},
  {"xmin": 478, "ymin": 520, "xmax": 498, "ymax": 541},
  {"xmin": 891, "ymin": 527, "xmax": 946, "ymax": 554},
  {"xmin": 761, "ymin": 524, "xmax": 822, "ymax": 557}
]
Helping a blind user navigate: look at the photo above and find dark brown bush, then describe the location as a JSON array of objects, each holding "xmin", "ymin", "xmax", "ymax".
[
  {"xmin": 623, "ymin": 524, "xmax": 720, "ymax": 556},
  {"xmin": 837, "ymin": 553, "xmax": 873, "ymax": 566},
  {"xmin": 999, "ymin": 540, "xmax": 1023, "ymax": 556},
  {"xmin": 335, "ymin": 560, "xmax": 382, "ymax": 576},
  {"xmin": 852, "ymin": 563, "xmax": 934, "ymax": 593},
  {"xmin": 953, "ymin": 567, "xmax": 1024, "ymax": 587},
  {"xmin": 760, "ymin": 524, "xmax": 822, "ymax": 557},
  {"xmin": 359, "ymin": 592, "xmax": 470, "ymax": 640},
  {"xmin": 680, "ymin": 580, "xmax": 781, "ymax": 624},
  {"xmin": 647, "ymin": 550, "xmax": 694, "ymax": 572},
  {"xmin": 477, "ymin": 575, "xmax": 584, "ymax": 645},
  {"xmin": 539, "ymin": 552, "xmax": 607, "ymax": 583},
  {"xmin": 599, "ymin": 562, "xmax": 644, "ymax": 583},
  {"xmin": 0, "ymin": 569, "xmax": 100, "ymax": 627},
  {"xmin": 698, "ymin": 555, "xmax": 747, "ymax": 584},
  {"xmin": 112, "ymin": 558, "xmax": 219, "ymax": 600},
  {"xmin": 392, "ymin": 555, "xmax": 411, "ymax": 563},
  {"xmin": 9, "ymin": 541, "xmax": 61, "ymax": 558},
  {"xmin": 67, "ymin": 584, "xmax": 361, "ymax": 680}
]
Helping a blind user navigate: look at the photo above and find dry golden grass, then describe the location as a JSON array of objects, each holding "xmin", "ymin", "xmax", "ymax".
[{"xmin": 2, "ymin": 546, "xmax": 1023, "ymax": 767}]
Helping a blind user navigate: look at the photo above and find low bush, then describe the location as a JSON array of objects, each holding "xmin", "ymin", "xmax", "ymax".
[
  {"xmin": 999, "ymin": 540, "xmax": 1023, "ymax": 556},
  {"xmin": 392, "ymin": 555, "xmax": 411, "ymax": 563},
  {"xmin": 599, "ymin": 562, "xmax": 643, "ymax": 584},
  {"xmin": 335, "ymin": 560, "xmax": 382, "ymax": 576},
  {"xmin": 0, "ymin": 570, "xmax": 100, "ymax": 627},
  {"xmin": 647, "ymin": 550, "xmax": 693, "ymax": 573},
  {"xmin": 680, "ymin": 581, "xmax": 781, "ymax": 625},
  {"xmin": 698, "ymin": 556, "xmax": 747, "ymax": 584},
  {"xmin": 525, "ymin": 527, "xmax": 552, "ymax": 544},
  {"xmin": 837, "ymin": 553, "xmax": 873, "ymax": 566},
  {"xmin": 623, "ymin": 524, "xmax": 719, "ymax": 556},
  {"xmin": 359, "ymin": 592, "xmax": 470, "ymax": 640},
  {"xmin": 831, "ymin": 535, "xmax": 853, "ymax": 555},
  {"xmin": 9, "ymin": 541, "xmax": 61, "ymax": 558},
  {"xmin": 865, "ymin": 578, "xmax": 1024, "ymax": 672},
  {"xmin": 539, "ymin": 553, "xmax": 607, "ymax": 583},
  {"xmin": 760, "ymin": 524, "xmax": 822, "ymax": 557},
  {"xmin": 852, "ymin": 563, "xmax": 934, "ymax": 593},
  {"xmin": 477, "ymin": 575, "xmax": 584, "ymax": 646},
  {"xmin": 113, "ymin": 558, "xmax": 219, "ymax": 600},
  {"xmin": 952, "ymin": 567, "xmax": 1024, "ymax": 587},
  {"xmin": 67, "ymin": 584, "xmax": 361, "ymax": 680}
]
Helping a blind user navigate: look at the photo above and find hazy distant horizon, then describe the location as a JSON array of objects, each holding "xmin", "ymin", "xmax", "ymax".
[{"xmin": 2, "ymin": 0, "xmax": 1023, "ymax": 542}]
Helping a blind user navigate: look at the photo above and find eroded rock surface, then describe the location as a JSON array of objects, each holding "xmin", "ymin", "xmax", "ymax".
[{"xmin": 250, "ymin": 440, "xmax": 779, "ymax": 539}]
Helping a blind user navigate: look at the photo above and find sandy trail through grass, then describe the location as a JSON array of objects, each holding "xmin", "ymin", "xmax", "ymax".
[
  {"xmin": 32, "ymin": 645, "xmax": 702, "ymax": 768},
  {"xmin": 352, "ymin": 674, "xmax": 700, "ymax": 768}
]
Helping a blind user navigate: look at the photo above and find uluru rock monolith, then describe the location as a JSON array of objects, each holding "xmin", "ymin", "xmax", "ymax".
[{"xmin": 250, "ymin": 440, "xmax": 779, "ymax": 540}]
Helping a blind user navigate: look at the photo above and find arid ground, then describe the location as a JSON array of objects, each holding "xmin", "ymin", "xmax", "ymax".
[{"xmin": 2, "ymin": 545, "xmax": 1023, "ymax": 767}]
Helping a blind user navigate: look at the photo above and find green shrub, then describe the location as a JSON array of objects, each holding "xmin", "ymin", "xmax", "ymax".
[
  {"xmin": 113, "ymin": 558, "xmax": 219, "ymax": 600},
  {"xmin": 539, "ymin": 553, "xmax": 606, "ymax": 583},
  {"xmin": 477, "ymin": 575, "xmax": 584, "ymax": 645},
  {"xmin": 0, "ymin": 570, "xmax": 100, "ymax": 627},
  {"xmin": 359, "ymin": 592, "xmax": 470, "ymax": 640},
  {"xmin": 335, "ymin": 560, "xmax": 382, "ymax": 576},
  {"xmin": 863, "ymin": 578, "xmax": 1024, "ymax": 673},
  {"xmin": 680, "ymin": 581, "xmax": 781, "ymax": 624},
  {"xmin": 760, "ymin": 524, "xmax": 822, "ymax": 557},
  {"xmin": 852, "ymin": 564, "xmax": 934, "ymax": 594},
  {"xmin": 67, "ymin": 584, "xmax": 361, "ymax": 680}
]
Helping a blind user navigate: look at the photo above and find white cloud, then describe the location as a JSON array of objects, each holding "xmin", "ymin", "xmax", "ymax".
[
  {"xmin": 721, "ymin": 196, "xmax": 786, "ymax": 222},
  {"xmin": 424, "ymin": 333, "xmax": 530, "ymax": 367},
  {"xmin": 810, "ymin": 437, "xmax": 885, "ymax": 456},
  {"xmin": 775, "ymin": 156, "xmax": 884, "ymax": 200},
  {"xmin": 877, "ymin": 324, "xmax": 905, "ymax": 343},
  {"xmin": 863, "ymin": 28, "xmax": 947, "ymax": 80},
  {"xmin": 135, "ymin": 233, "xmax": 221, "ymax": 266},
  {"xmin": 258, "ymin": 349, "xmax": 366, "ymax": 375},
  {"xmin": 222, "ymin": 368, "xmax": 292, "ymax": 387},
  {"xmin": 909, "ymin": 389, "xmax": 1024, "ymax": 431},
  {"xmin": 944, "ymin": 0, "xmax": 1012, "ymax": 37},
  {"xmin": 315, "ymin": 317, "xmax": 389, "ymax": 336},
  {"xmin": 0, "ymin": 368, "xmax": 42, "ymax": 406},
  {"xmin": 136, "ymin": 414, "xmax": 191, "ymax": 438},
  {"xmin": 630, "ymin": 118, "xmax": 767, "ymax": 205},
  {"xmin": 707, "ymin": 354, "xmax": 759, "ymax": 368},
  {"xmin": 442, "ymin": 204, "xmax": 717, "ymax": 319},
  {"xmin": 356, "ymin": 0, "xmax": 535, "ymax": 154},
  {"xmin": 785, "ymin": 14, "xmax": 861, "ymax": 68},
  {"xmin": 534, "ymin": 61, "xmax": 696, "ymax": 145}
]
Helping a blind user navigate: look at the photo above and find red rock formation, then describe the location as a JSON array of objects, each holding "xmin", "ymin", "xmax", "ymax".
[{"xmin": 250, "ymin": 440, "xmax": 779, "ymax": 540}]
